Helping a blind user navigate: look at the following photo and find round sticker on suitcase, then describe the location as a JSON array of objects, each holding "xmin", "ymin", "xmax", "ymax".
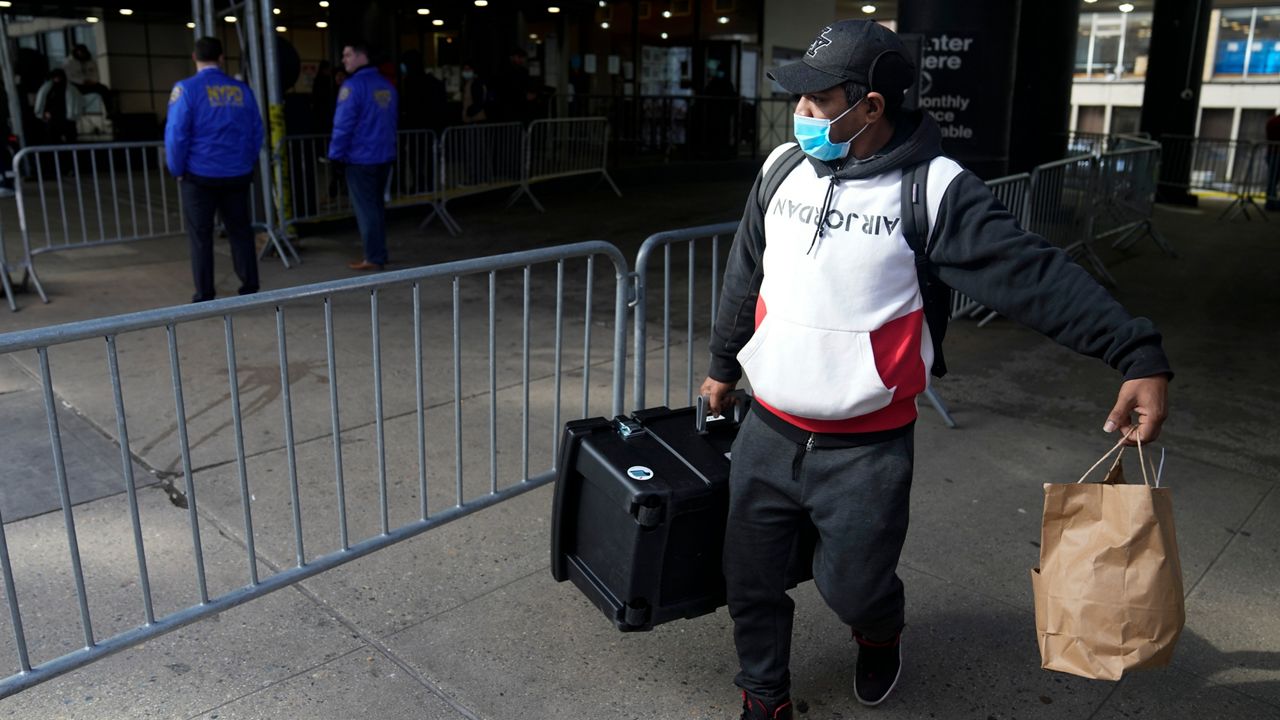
[{"xmin": 626, "ymin": 466, "xmax": 655, "ymax": 481}]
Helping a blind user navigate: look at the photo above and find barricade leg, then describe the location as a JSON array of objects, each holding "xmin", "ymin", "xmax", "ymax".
[
  {"xmin": 419, "ymin": 200, "xmax": 461, "ymax": 236},
  {"xmin": 1, "ymin": 262, "xmax": 15, "ymax": 312},
  {"xmin": 506, "ymin": 183, "xmax": 545, "ymax": 213},
  {"xmin": 922, "ymin": 387, "xmax": 957, "ymax": 429},
  {"xmin": 600, "ymin": 170, "xmax": 623, "ymax": 198}
]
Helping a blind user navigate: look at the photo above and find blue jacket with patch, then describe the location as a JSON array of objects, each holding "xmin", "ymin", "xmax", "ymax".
[
  {"xmin": 164, "ymin": 67, "xmax": 263, "ymax": 178},
  {"xmin": 328, "ymin": 66, "xmax": 398, "ymax": 165}
]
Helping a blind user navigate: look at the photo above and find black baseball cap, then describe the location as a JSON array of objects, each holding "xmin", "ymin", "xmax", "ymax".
[{"xmin": 769, "ymin": 20, "xmax": 915, "ymax": 96}]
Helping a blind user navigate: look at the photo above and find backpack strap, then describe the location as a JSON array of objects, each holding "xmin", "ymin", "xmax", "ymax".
[
  {"xmin": 900, "ymin": 160, "xmax": 950, "ymax": 378},
  {"xmin": 757, "ymin": 144, "xmax": 806, "ymax": 211}
]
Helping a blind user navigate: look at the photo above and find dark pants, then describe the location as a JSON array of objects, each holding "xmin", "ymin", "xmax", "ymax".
[
  {"xmin": 724, "ymin": 410, "xmax": 914, "ymax": 702},
  {"xmin": 180, "ymin": 174, "xmax": 259, "ymax": 303},
  {"xmin": 346, "ymin": 162, "xmax": 390, "ymax": 265}
]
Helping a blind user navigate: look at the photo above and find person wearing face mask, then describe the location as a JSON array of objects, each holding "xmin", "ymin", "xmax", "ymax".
[{"xmin": 699, "ymin": 20, "xmax": 1172, "ymax": 720}]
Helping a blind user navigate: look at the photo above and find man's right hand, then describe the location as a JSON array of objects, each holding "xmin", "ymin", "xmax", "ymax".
[{"xmin": 699, "ymin": 376, "xmax": 737, "ymax": 417}]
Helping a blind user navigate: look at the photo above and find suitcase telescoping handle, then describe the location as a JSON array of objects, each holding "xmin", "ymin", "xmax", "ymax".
[{"xmin": 695, "ymin": 390, "xmax": 750, "ymax": 434}]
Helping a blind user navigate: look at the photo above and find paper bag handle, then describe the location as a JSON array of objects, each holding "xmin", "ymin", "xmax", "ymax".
[{"xmin": 1076, "ymin": 428, "xmax": 1152, "ymax": 487}]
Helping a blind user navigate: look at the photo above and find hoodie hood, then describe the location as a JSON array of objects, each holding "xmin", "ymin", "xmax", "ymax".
[{"xmin": 806, "ymin": 108, "xmax": 943, "ymax": 180}]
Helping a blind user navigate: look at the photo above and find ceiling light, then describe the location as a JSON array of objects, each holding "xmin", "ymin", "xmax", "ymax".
[
  {"xmin": 475, "ymin": 0, "xmax": 489, "ymax": 5},
  {"xmin": 319, "ymin": 1, "xmax": 329, "ymax": 7},
  {"xmin": 273, "ymin": 7, "xmax": 281, "ymax": 14},
  {"xmin": 662, "ymin": 10, "xmax": 672, "ymax": 18},
  {"xmin": 186, "ymin": 21, "xmax": 196, "ymax": 28},
  {"xmin": 599, "ymin": 0, "xmax": 606, "ymax": 5},
  {"xmin": 119, "ymin": 8, "xmax": 134, "ymax": 15},
  {"xmin": 0, "ymin": 1, "xmax": 12, "ymax": 7},
  {"xmin": 86, "ymin": 16, "xmax": 100, "ymax": 23},
  {"xmin": 316, "ymin": 20, "xmax": 328, "ymax": 27},
  {"xmin": 1118, "ymin": 2, "xmax": 1134, "ymax": 11},
  {"xmin": 601, "ymin": 21, "xmax": 610, "ymax": 28},
  {"xmin": 1083, "ymin": 0, "xmax": 1097, "ymax": 3},
  {"xmin": 225, "ymin": 15, "xmax": 237, "ymax": 22},
  {"xmin": 417, "ymin": 8, "xmax": 430, "ymax": 14},
  {"xmin": 717, "ymin": 15, "xmax": 729, "ymax": 23},
  {"xmin": 276, "ymin": 25, "xmax": 287, "ymax": 32},
  {"xmin": 530, "ymin": 33, "xmax": 538, "ymax": 39},
  {"xmin": 548, "ymin": 5, "xmax": 561, "ymax": 12},
  {"xmin": 861, "ymin": 4, "xmax": 876, "ymax": 13},
  {"xmin": 432, "ymin": 18, "xmax": 444, "ymax": 25},
  {"xmin": 660, "ymin": 31, "xmax": 668, "ymax": 39}
]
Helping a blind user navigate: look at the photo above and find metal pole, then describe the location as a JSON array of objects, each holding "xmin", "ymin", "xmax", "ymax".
[
  {"xmin": 260, "ymin": 0, "xmax": 289, "ymax": 236},
  {"xmin": 191, "ymin": 0, "xmax": 203, "ymax": 37},
  {"xmin": 242, "ymin": 0, "xmax": 275, "ymax": 241},
  {"xmin": 0, "ymin": 13, "xmax": 27, "ymax": 148},
  {"xmin": 203, "ymin": 0, "xmax": 215, "ymax": 41}
]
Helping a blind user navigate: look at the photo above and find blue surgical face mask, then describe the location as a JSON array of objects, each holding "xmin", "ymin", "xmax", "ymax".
[{"xmin": 793, "ymin": 96, "xmax": 868, "ymax": 161}]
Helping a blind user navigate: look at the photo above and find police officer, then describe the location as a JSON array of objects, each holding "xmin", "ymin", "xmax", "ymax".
[
  {"xmin": 164, "ymin": 37, "xmax": 263, "ymax": 303},
  {"xmin": 330, "ymin": 42, "xmax": 397, "ymax": 271}
]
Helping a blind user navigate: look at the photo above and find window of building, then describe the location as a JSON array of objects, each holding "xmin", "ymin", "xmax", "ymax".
[
  {"xmin": 1077, "ymin": 105, "xmax": 1106, "ymax": 133},
  {"xmin": 1075, "ymin": 11, "xmax": 1152, "ymax": 80},
  {"xmin": 1213, "ymin": 6, "xmax": 1280, "ymax": 78},
  {"xmin": 1199, "ymin": 107, "xmax": 1234, "ymax": 139},
  {"xmin": 1239, "ymin": 108, "xmax": 1276, "ymax": 141},
  {"xmin": 1111, "ymin": 106, "xmax": 1142, "ymax": 134}
]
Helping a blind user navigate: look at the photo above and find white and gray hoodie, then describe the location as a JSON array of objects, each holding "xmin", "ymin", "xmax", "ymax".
[{"xmin": 709, "ymin": 109, "xmax": 1171, "ymax": 436}]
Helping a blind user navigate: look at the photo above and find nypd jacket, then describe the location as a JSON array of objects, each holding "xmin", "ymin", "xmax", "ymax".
[
  {"xmin": 329, "ymin": 66, "xmax": 398, "ymax": 166},
  {"xmin": 164, "ymin": 67, "xmax": 263, "ymax": 179},
  {"xmin": 708, "ymin": 109, "xmax": 1172, "ymax": 435}
]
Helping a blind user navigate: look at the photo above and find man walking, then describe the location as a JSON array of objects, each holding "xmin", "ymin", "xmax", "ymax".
[
  {"xmin": 700, "ymin": 20, "xmax": 1171, "ymax": 719},
  {"xmin": 164, "ymin": 37, "xmax": 263, "ymax": 303},
  {"xmin": 331, "ymin": 42, "xmax": 397, "ymax": 271}
]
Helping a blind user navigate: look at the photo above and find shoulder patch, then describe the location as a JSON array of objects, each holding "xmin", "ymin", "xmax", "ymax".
[
  {"xmin": 168, "ymin": 85, "xmax": 183, "ymax": 105},
  {"xmin": 338, "ymin": 86, "xmax": 351, "ymax": 102}
]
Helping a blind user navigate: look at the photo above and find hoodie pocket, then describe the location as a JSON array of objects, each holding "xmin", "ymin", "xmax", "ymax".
[{"xmin": 738, "ymin": 315, "xmax": 896, "ymax": 420}]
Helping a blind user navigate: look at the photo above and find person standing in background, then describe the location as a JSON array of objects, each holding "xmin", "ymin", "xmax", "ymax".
[
  {"xmin": 164, "ymin": 36, "xmax": 263, "ymax": 303},
  {"xmin": 330, "ymin": 42, "xmax": 398, "ymax": 271},
  {"xmin": 34, "ymin": 69, "xmax": 82, "ymax": 145}
]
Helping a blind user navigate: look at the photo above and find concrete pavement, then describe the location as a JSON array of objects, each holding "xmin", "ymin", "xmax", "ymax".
[{"xmin": 0, "ymin": 170, "xmax": 1277, "ymax": 719}]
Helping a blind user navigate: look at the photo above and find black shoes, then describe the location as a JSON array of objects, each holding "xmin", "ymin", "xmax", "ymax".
[
  {"xmin": 739, "ymin": 690, "xmax": 793, "ymax": 720},
  {"xmin": 853, "ymin": 631, "xmax": 902, "ymax": 707}
]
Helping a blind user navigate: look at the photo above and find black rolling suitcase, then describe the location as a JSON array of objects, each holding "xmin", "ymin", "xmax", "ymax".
[{"xmin": 551, "ymin": 395, "xmax": 815, "ymax": 632}]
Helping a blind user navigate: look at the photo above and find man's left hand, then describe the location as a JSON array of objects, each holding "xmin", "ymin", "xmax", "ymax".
[{"xmin": 1104, "ymin": 375, "xmax": 1169, "ymax": 445}]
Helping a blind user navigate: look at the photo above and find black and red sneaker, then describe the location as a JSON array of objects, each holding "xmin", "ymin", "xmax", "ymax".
[
  {"xmin": 853, "ymin": 631, "xmax": 902, "ymax": 707},
  {"xmin": 739, "ymin": 690, "xmax": 793, "ymax": 720}
]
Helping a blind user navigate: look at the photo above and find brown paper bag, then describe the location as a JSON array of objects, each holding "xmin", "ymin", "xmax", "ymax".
[{"xmin": 1031, "ymin": 438, "xmax": 1184, "ymax": 680}]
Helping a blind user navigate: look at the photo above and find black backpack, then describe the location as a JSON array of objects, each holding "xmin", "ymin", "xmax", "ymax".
[{"xmin": 757, "ymin": 147, "xmax": 952, "ymax": 378}]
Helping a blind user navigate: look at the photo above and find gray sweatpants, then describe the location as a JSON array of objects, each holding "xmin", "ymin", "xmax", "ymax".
[{"xmin": 724, "ymin": 409, "xmax": 914, "ymax": 701}]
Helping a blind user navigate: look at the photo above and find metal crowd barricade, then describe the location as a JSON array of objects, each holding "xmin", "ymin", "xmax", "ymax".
[
  {"xmin": 1230, "ymin": 139, "xmax": 1280, "ymax": 222},
  {"xmin": 630, "ymin": 222, "xmax": 957, "ymax": 427},
  {"xmin": 7, "ymin": 141, "xmax": 300, "ymax": 312},
  {"xmin": 949, "ymin": 173, "xmax": 1032, "ymax": 326},
  {"xmin": 1254, "ymin": 140, "xmax": 1280, "ymax": 212},
  {"xmin": 424, "ymin": 122, "xmax": 524, "ymax": 235},
  {"xmin": 1092, "ymin": 141, "xmax": 1174, "ymax": 255},
  {"xmin": 1026, "ymin": 154, "xmax": 1114, "ymax": 285},
  {"xmin": 283, "ymin": 128, "xmax": 441, "ymax": 233},
  {"xmin": 0, "ymin": 240, "xmax": 628, "ymax": 697},
  {"xmin": 282, "ymin": 133, "xmax": 353, "ymax": 227},
  {"xmin": 11, "ymin": 142, "xmax": 181, "ymax": 307},
  {"xmin": 512, "ymin": 118, "xmax": 621, "ymax": 213},
  {"xmin": 1157, "ymin": 134, "xmax": 1258, "ymax": 220}
]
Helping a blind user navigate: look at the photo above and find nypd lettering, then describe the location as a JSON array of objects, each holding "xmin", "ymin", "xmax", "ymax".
[
  {"xmin": 771, "ymin": 196, "xmax": 901, "ymax": 236},
  {"xmin": 205, "ymin": 84, "xmax": 244, "ymax": 107}
]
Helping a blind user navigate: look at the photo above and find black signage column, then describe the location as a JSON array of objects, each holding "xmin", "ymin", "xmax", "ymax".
[
  {"xmin": 898, "ymin": 0, "xmax": 1020, "ymax": 179},
  {"xmin": 1008, "ymin": 1, "xmax": 1080, "ymax": 173},
  {"xmin": 1140, "ymin": 0, "xmax": 1214, "ymax": 205}
]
